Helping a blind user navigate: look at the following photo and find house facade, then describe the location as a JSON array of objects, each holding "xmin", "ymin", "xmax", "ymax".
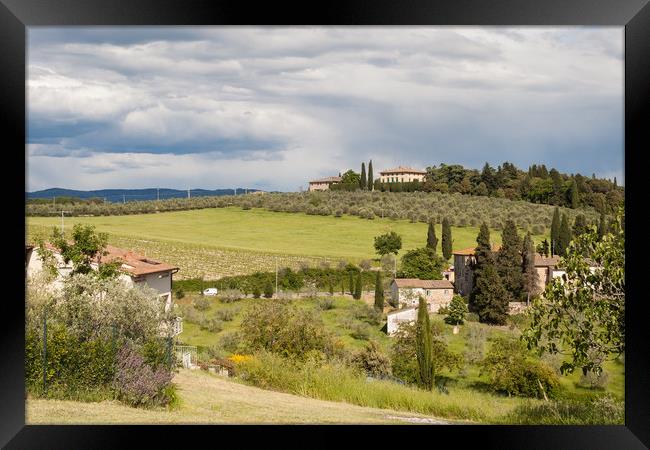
[
  {"xmin": 390, "ymin": 278, "xmax": 454, "ymax": 312},
  {"xmin": 308, "ymin": 176, "xmax": 342, "ymax": 191},
  {"xmin": 378, "ymin": 166, "xmax": 426, "ymax": 184},
  {"xmin": 26, "ymin": 244, "xmax": 180, "ymax": 314},
  {"xmin": 386, "ymin": 307, "xmax": 418, "ymax": 335}
]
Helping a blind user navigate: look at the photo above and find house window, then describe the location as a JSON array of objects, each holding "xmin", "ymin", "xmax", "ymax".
[
  {"xmin": 444, "ymin": 290, "xmax": 448, "ymax": 295},
  {"xmin": 425, "ymin": 289, "xmax": 430, "ymax": 296}
]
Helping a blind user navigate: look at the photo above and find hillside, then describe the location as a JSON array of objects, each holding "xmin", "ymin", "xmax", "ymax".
[
  {"xmin": 27, "ymin": 187, "xmax": 262, "ymax": 203},
  {"xmin": 26, "ymin": 369, "xmax": 451, "ymax": 424},
  {"xmin": 27, "ymin": 207, "xmax": 548, "ymax": 279}
]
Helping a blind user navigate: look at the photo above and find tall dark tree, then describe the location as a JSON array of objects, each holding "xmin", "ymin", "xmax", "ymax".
[
  {"xmin": 572, "ymin": 214, "xmax": 588, "ymax": 237},
  {"xmin": 469, "ymin": 223, "xmax": 494, "ymax": 312},
  {"xmin": 598, "ymin": 211, "xmax": 609, "ymax": 240},
  {"xmin": 472, "ymin": 264, "xmax": 509, "ymax": 325},
  {"xmin": 416, "ymin": 297, "xmax": 434, "ymax": 391},
  {"xmin": 348, "ymin": 272, "xmax": 355, "ymax": 295},
  {"xmin": 556, "ymin": 214, "xmax": 572, "ymax": 256},
  {"xmin": 354, "ymin": 271, "xmax": 363, "ymax": 300},
  {"xmin": 567, "ymin": 179, "xmax": 579, "ymax": 209},
  {"xmin": 550, "ymin": 207, "xmax": 561, "ymax": 256},
  {"xmin": 521, "ymin": 232, "xmax": 540, "ymax": 304},
  {"xmin": 426, "ymin": 220, "xmax": 438, "ymax": 251},
  {"xmin": 360, "ymin": 162, "xmax": 367, "ymax": 190},
  {"xmin": 442, "ymin": 217, "xmax": 452, "ymax": 261},
  {"xmin": 367, "ymin": 160, "xmax": 374, "ymax": 191},
  {"xmin": 374, "ymin": 270, "xmax": 384, "ymax": 311},
  {"xmin": 496, "ymin": 220, "xmax": 523, "ymax": 301}
]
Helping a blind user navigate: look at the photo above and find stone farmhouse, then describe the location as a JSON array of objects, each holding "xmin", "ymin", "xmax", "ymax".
[
  {"xmin": 453, "ymin": 245, "xmax": 587, "ymax": 297},
  {"xmin": 378, "ymin": 166, "xmax": 426, "ymax": 183},
  {"xmin": 308, "ymin": 176, "xmax": 342, "ymax": 191},
  {"xmin": 26, "ymin": 243, "xmax": 181, "ymax": 335},
  {"xmin": 390, "ymin": 278, "xmax": 454, "ymax": 311}
]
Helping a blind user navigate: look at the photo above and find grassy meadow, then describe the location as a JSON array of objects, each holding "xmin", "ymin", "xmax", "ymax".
[{"xmin": 27, "ymin": 207, "xmax": 548, "ymax": 279}]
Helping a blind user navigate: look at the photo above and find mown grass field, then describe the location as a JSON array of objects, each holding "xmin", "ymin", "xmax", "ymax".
[
  {"xmin": 175, "ymin": 293, "xmax": 625, "ymax": 402},
  {"xmin": 27, "ymin": 207, "xmax": 548, "ymax": 279},
  {"xmin": 26, "ymin": 369, "xmax": 454, "ymax": 424}
]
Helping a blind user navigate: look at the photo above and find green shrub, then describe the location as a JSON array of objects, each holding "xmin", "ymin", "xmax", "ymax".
[
  {"xmin": 505, "ymin": 394, "xmax": 623, "ymax": 425},
  {"xmin": 263, "ymin": 282, "xmax": 274, "ymax": 298},
  {"xmin": 578, "ymin": 370, "xmax": 609, "ymax": 390},
  {"xmin": 466, "ymin": 312, "xmax": 480, "ymax": 322},
  {"xmin": 193, "ymin": 297, "xmax": 211, "ymax": 311},
  {"xmin": 199, "ymin": 318, "xmax": 224, "ymax": 333},
  {"xmin": 215, "ymin": 308, "xmax": 238, "ymax": 322},
  {"xmin": 480, "ymin": 336, "xmax": 560, "ymax": 399},
  {"xmin": 174, "ymin": 288, "xmax": 185, "ymax": 300},
  {"xmin": 351, "ymin": 341, "xmax": 391, "ymax": 377},
  {"xmin": 218, "ymin": 331, "xmax": 243, "ymax": 354},
  {"xmin": 350, "ymin": 323, "xmax": 371, "ymax": 340},
  {"xmin": 219, "ymin": 289, "xmax": 243, "ymax": 303},
  {"xmin": 444, "ymin": 295, "xmax": 468, "ymax": 325},
  {"xmin": 252, "ymin": 286, "xmax": 261, "ymax": 298},
  {"xmin": 318, "ymin": 298, "xmax": 335, "ymax": 310}
]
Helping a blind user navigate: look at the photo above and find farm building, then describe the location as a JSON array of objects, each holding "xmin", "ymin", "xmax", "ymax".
[
  {"xmin": 26, "ymin": 243, "xmax": 180, "ymax": 313},
  {"xmin": 378, "ymin": 166, "xmax": 426, "ymax": 184},
  {"xmin": 308, "ymin": 176, "xmax": 342, "ymax": 191},
  {"xmin": 390, "ymin": 278, "xmax": 454, "ymax": 312},
  {"xmin": 453, "ymin": 246, "xmax": 595, "ymax": 297},
  {"xmin": 386, "ymin": 307, "xmax": 418, "ymax": 335}
]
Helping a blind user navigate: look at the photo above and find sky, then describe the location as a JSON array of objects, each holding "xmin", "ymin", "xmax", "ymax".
[{"xmin": 27, "ymin": 26, "xmax": 624, "ymax": 192}]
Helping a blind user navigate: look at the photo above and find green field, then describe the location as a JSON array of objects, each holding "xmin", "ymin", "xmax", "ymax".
[{"xmin": 27, "ymin": 207, "xmax": 547, "ymax": 279}]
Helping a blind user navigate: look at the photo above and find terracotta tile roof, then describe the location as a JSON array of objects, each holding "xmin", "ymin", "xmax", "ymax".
[
  {"xmin": 309, "ymin": 176, "xmax": 342, "ymax": 184},
  {"xmin": 392, "ymin": 278, "xmax": 454, "ymax": 289},
  {"xmin": 379, "ymin": 166, "xmax": 426, "ymax": 175},
  {"xmin": 534, "ymin": 255, "xmax": 562, "ymax": 267},
  {"xmin": 39, "ymin": 242, "xmax": 179, "ymax": 277},
  {"xmin": 387, "ymin": 306, "xmax": 417, "ymax": 316},
  {"xmin": 452, "ymin": 245, "xmax": 501, "ymax": 256}
]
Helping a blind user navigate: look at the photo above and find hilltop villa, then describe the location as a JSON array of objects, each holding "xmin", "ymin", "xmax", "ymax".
[
  {"xmin": 308, "ymin": 176, "xmax": 342, "ymax": 191},
  {"xmin": 379, "ymin": 166, "xmax": 426, "ymax": 183}
]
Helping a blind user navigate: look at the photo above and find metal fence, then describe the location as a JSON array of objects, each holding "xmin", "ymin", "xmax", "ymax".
[{"xmin": 174, "ymin": 345, "xmax": 198, "ymax": 369}]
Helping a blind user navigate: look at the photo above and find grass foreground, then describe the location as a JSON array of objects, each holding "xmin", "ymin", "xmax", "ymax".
[{"xmin": 26, "ymin": 369, "xmax": 454, "ymax": 425}]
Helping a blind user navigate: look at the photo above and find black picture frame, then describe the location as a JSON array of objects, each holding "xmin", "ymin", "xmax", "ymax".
[{"xmin": 2, "ymin": 0, "xmax": 648, "ymax": 448}]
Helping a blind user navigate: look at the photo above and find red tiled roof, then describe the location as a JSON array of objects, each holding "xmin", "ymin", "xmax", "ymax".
[
  {"xmin": 452, "ymin": 245, "xmax": 501, "ymax": 256},
  {"xmin": 40, "ymin": 242, "xmax": 178, "ymax": 277},
  {"xmin": 309, "ymin": 176, "xmax": 342, "ymax": 184},
  {"xmin": 392, "ymin": 278, "xmax": 454, "ymax": 289},
  {"xmin": 379, "ymin": 166, "xmax": 426, "ymax": 175},
  {"xmin": 534, "ymin": 255, "xmax": 562, "ymax": 267}
]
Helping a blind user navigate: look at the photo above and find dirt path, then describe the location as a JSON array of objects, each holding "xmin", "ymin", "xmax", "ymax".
[{"xmin": 26, "ymin": 369, "xmax": 453, "ymax": 425}]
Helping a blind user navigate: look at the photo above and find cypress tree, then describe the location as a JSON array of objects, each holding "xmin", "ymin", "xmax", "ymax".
[
  {"xmin": 469, "ymin": 223, "xmax": 493, "ymax": 312},
  {"xmin": 472, "ymin": 264, "xmax": 509, "ymax": 325},
  {"xmin": 557, "ymin": 214, "xmax": 572, "ymax": 256},
  {"xmin": 442, "ymin": 217, "xmax": 452, "ymax": 261},
  {"xmin": 521, "ymin": 232, "xmax": 539, "ymax": 304},
  {"xmin": 368, "ymin": 160, "xmax": 374, "ymax": 191},
  {"xmin": 426, "ymin": 220, "xmax": 438, "ymax": 251},
  {"xmin": 374, "ymin": 270, "xmax": 384, "ymax": 311},
  {"xmin": 541, "ymin": 238, "xmax": 550, "ymax": 257},
  {"xmin": 360, "ymin": 163, "xmax": 367, "ymax": 190},
  {"xmin": 348, "ymin": 271, "xmax": 354, "ymax": 295},
  {"xmin": 550, "ymin": 207, "xmax": 560, "ymax": 256},
  {"xmin": 572, "ymin": 214, "xmax": 588, "ymax": 237},
  {"xmin": 568, "ymin": 179, "xmax": 579, "ymax": 209},
  {"xmin": 496, "ymin": 220, "xmax": 523, "ymax": 301},
  {"xmin": 598, "ymin": 212, "xmax": 609, "ymax": 240},
  {"xmin": 354, "ymin": 271, "xmax": 363, "ymax": 299},
  {"xmin": 416, "ymin": 297, "xmax": 434, "ymax": 390}
]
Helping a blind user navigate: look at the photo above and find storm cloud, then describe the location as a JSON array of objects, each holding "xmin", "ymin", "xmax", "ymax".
[{"xmin": 27, "ymin": 26, "xmax": 624, "ymax": 191}]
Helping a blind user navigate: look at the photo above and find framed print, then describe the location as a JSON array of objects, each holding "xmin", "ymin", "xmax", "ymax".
[{"xmin": 1, "ymin": 0, "xmax": 649, "ymax": 448}]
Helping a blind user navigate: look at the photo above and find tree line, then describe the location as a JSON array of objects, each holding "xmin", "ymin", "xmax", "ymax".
[{"xmin": 332, "ymin": 160, "xmax": 623, "ymax": 213}]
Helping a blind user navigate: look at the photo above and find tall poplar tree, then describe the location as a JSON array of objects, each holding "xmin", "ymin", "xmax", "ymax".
[
  {"xmin": 568, "ymin": 179, "xmax": 579, "ymax": 209},
  {"xmin": 469, "ymin": 223, "xmax": 493, "ymax": 312},
  {"xmin": 354, "ymin": 271, "xmax": 363, "ymax": 299},
  {"xmin": 496, "ymin": 220, "xmax": 523, "ymax": 301},
  {"xmin": 360, "ymin": 162, "xmax": 367, "ymax": 190},
  {"xmin": 416, "ymin": 297, "xmax": 434, "ymax": 391},
  {"xmin": 426, "ymin": 220, "xmax": 438, "ymax": 251},
  {"xmin": 521, "ymin": 232, "xmax": 539, "ymax": 304},
  {"xmin": 442, "ymin": 217, "xmax": 452, "ymax": 261},
  {"xmin": 556, "ymin": 214, "xmax": 572, "ymax": 256},
  {"xmin": 550, "ymin": 207, "xmax": 561, "ymax": 256},
  {"xmin": 367, "ymin": 160, "xmax": 374, "ymax": 191},
  {"xmin": 374, "ymin": 270, "xmax": 384, "ymax": 311}
]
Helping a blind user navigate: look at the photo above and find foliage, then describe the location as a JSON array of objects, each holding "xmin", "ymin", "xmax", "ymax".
[
  {"xmin": 351, "ymin": 341, "xmax": 391, "ymax": 377},
  {"xmin": 239, "ymin": 302, "xmax": 338, "ymax": 359},
  {"xmin": 193, "ymin": 296, "xmax": 211, "ymax": 311},
  {"xmin": 318, "ymin": 297, "xmax": 335, "ymax": 310},
  {"xmin": 578, "ymin": 370, "xmax": 609, "ymax": 390},
  {"xmin": 480, "ymin": 335, "xmax": 560, "ymax": 399},
  {"xmin": 521, "ymin": 232, "xmax": 540, "ymax": 301},
  {"xmin": 374, "ymin": 231, "xmax": 402, "ymax": 256},
  {"xmin": 463, "ymin": 323, "xmax": 487, "ymax": 365},
  {"xmin": 353, "ymin": 271, "xmax": 362, "ymax": 300},
  {"xmin": 471, "ymin": 264, "xmax": 509, "ymax": 325},
  {"xmin": 219, "ymin": 289, "xmax": 243, "ymax": 303},
  {"xmin": 445, "ymin": 295, "xmax": 468, "ymax": 325},
  {"xmin": 112, "ymin": 344, "xmax": 176, "ymax": 408},
  {"xmin": 496, "ymin": 220, "xmax": 523, "ymax": 301},
  {"xmin": 523, "ymin": 209, "xmax": 625, "ymax": 376},
  {"xmin": 263, "ymin": 281, "xmax": 274, "ymax": 298},
  {"xmin": 175, "ymin": 288, "xmax": 185, "ymax": 300},
  {"xmin": 374, "ymin": 270, "xmax": 384, "ymax": 311},
  {"xmin": 441, "ymin": 217, "xmax": 452, "ymax": 261},
  {"xmin": 504, "ymin": 394, "xmax": 623, "ymax": 425},
  {"xmin": 550, "ymin": 207, "xmax": 560, "ymax": 256},
  {"xmin": 556, "ymin": 213, "xmax": 572, "ymax": 256},
  {"xmin": 426, "ymin": 220, "xmax": 438, "ymax": 251},
  {"xmin": 398, "ymin": 247, "xmax": 444, "ymax": 280},
  {"xmin": 416, "ymin": 298, "xmax": 435, "ymax": 390}
]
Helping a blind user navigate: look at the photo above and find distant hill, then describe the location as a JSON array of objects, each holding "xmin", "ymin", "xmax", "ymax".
[{"xmin": 27, "ymin": 187, "xmax": 262, "ymax": 203}]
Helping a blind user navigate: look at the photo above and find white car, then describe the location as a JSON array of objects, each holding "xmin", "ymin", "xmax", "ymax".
[{"xmin": 203, "ymin": 288, "xmax": 218, "ymax": 296}]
